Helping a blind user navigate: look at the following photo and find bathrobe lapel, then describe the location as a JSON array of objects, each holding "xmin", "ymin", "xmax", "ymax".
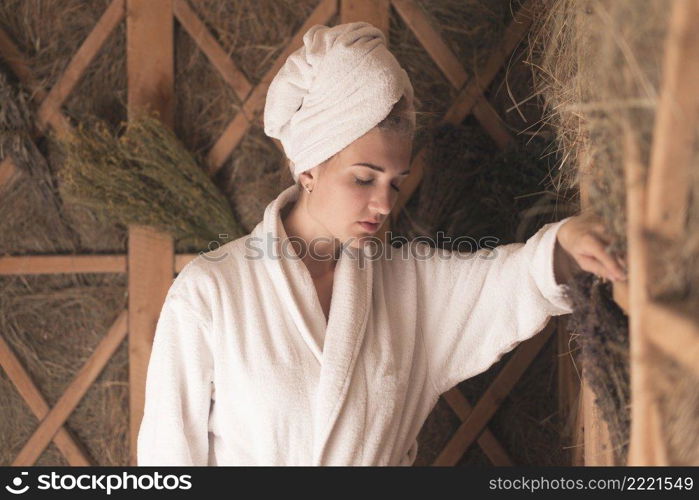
[
  {"xmin": 256, "ymin": 185, "xmax": 374, "ymax": 464},
  {"xmin": 311, "ymin": 242, "xmax": 373, "ymax": 464},
  {"xmin": 257, "ymin": 185, "xmax": 326, "ymax": 362}
]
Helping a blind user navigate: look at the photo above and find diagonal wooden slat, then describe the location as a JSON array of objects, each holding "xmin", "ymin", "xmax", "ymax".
[
  {"xmin": 206, "ymin": 0, "xmax": 337, "ymax": 175},
  {"xmin": 442, "ymin": 387, "xmax": 514, "ymax": 465},
  {"xmin": 173, "ymin": 0, "xmax": 252, "ymax": 100},
  {"xmin": 442, "ymin": 0, "xmax": 537, "ymax": 125},
  {"xmin": 12, "ymin": 310, "xmax": 128, "ymax": 465},
  {"xmin": 0, "ymin": 157, "xmax": 20, "ymax": 191},
  {"xmin": 0, "ymin": 335, "xmax": 92, "ymax": 465},
  {"xmin": 36, "ymin": 0, "xmax": 125, "ymax": 133},
  {"xmin": 643, "ymin": 300, "xmax": 699, "ymax": 379},
  {"xmin": 391, "ymin": 0, "xmax": 513, "ymax": 148},
  {"xmin": 433, "ymin": 321, "xmax": 555, "ymax": 465},
  {"xmin": 0, "ymin": 27, "xmax": 72, "ymax": 134},
  {"xmin": 0, "ymin": 27, "xmax": 44, "ymax": 94},
  {"xmin": 392, "ymin": 0, "xmax": 537, "ymax": 218},
  {"xmin": 341, "ymin": 0, "xmax": 389, "ymax": 34}
]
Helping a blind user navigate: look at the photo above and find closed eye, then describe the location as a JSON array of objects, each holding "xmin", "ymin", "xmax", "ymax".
[{"xmin": 354, "ymin": 177, "xmax": 400, "ymax": 192}]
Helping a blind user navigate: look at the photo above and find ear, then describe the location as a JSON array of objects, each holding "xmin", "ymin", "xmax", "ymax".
[{"xmin": 299, "ymin": 170, "xmax": 314, "ymax": 184}]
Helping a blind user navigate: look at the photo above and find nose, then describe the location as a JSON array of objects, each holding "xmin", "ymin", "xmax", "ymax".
[{"xmin": 368, "ymin": 183, "xmax": 396, "ymax": 219}]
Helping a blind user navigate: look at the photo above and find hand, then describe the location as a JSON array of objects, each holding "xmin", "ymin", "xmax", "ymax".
[{"xmin": 556, "ymin": 213, "xmax": 627, "ymax": 283}]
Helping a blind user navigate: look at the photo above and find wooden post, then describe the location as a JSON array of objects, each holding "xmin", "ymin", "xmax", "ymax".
[
  {"xmin": 574, "ymin": 143, "xmax": 616, "ymax": 466},
  {"xmin": 340, "ymin": 0, "xmax": 389, "ymax": 34},
  {"xmin": 582, "ymin": 378, "xmax": 617, "ymax": 465},
  {"xmin": 556, "ymin": 316, "xmax": 583, "ymax": 464},
  {"xmin": 626, "ymin": 0, "xmax": 699, "ymax": 465},
  {"xmin": 623, "ymin": 128, "xmax": 668, "ymax": 466},
  {"xmin": 126, "ymin": 0, "xmax": 176, "ymax": 466}
]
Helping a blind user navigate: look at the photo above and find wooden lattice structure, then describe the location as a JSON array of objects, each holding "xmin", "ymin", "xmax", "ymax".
[{"xmin": 1, "ymin": 0, "xmax": 696, "ymax": 466}]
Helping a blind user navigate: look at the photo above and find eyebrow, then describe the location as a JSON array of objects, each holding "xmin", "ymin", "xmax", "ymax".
[{"xmin": 352, "ymin": 162, "xmax": 411, "ymax": 175}]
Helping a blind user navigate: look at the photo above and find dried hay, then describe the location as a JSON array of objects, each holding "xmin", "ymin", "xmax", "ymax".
[
  {"xmin": 0, "ymin": 273, "xmax": 128, "ymax": 466},
  {"xmin": 396, "ymin": 121, "xmax": 577, "ymax": 246},
  {"xmin": 566, "ymin": 272, "xmax": 630, "ymax": 464},
  {"xmin": 52, "ymin": 112, "xmax": 243, "ymax": 249}
]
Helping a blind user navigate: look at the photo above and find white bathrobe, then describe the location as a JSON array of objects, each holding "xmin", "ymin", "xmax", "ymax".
[{"xmin": 136, "ymin": 184, "xmax": 573, "ymax": 466}]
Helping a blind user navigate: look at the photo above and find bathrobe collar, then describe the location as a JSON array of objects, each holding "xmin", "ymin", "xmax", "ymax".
[{"xmin": 252, "ymin": 184, "xmax": 374, "ymax": 464}]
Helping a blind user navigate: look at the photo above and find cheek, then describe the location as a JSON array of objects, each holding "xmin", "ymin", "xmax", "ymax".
[{"xmin": 321, "ymin": 183, "xmax": 370, "ymax": 230}]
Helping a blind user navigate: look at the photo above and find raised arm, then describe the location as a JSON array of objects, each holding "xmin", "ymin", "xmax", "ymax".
[{"xmin": 414, "ymin": 217, "xmax": 575, "ymax": 396}]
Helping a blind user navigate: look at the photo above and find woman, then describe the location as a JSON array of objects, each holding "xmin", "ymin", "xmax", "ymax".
[{"xmin": 137, "ymin": 22, "xmax": 626, "ymax": 466}]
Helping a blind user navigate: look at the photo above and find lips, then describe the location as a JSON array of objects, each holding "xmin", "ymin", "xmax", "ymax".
[{"xmin": 358, "ymin": 221, "xmax": 380, "ymax": 232}]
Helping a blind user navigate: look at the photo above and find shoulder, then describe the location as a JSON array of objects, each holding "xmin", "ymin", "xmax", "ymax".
[{"xmin": 166, "ymin": 234, "xmax": 253, "ymax": 318}]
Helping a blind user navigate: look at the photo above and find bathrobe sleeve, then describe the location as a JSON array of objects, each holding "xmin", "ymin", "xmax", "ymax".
[
  {"xmin": 415, "ymin": 217, "xmax": 574, "ymax": 396},
  {"xmin": 137, "ymin": 273, "xmax": 215, "ymax": 466}
]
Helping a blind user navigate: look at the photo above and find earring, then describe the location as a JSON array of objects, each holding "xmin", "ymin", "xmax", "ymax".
[{"xmin": 305, "ymin": 185, "xmax": 313, "ymax": 194}]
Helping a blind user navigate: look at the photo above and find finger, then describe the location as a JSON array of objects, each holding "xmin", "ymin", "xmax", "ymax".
[
  {"xmin": 580, "ymin": 235, "xmax": 627, "ymax": 280},
  {"xmin": 615, "ymin": 255, "xmax": 627, "ymax": 272},
  {"xmin": 577, "ymin": 254, "xmax": 615, "ymax": 281}
]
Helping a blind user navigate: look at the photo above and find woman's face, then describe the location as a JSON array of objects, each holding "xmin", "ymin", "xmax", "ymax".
[{"xmin": 300, "ymin": 127, "xmax": 413, "ymax": 249}]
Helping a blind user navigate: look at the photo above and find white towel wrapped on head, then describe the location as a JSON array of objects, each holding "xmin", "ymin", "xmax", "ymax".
[{"xmin": 263, "ymin": 22, "xmax": 415, "ymax": 182}]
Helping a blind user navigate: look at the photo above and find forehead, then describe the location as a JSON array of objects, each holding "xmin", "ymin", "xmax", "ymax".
[{"xmin": 336, "ymin": 128, "xmax": 412, "ymax": 171}]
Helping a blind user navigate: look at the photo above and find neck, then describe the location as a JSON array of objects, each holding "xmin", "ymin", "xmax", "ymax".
[{"xmin": 281, "ymin": 191, "xmax": 340, "ymax": 278}]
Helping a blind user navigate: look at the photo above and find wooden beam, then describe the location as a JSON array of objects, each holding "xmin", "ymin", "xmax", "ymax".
[
  {"xmin": 0, "ymin": 27, "xmax": 72, "ymax": 134},
  {"xmin": 556, "ymin": 316, "xmax": 582, "ymax": 464},
  {"xmin": 570, "ymin": 386, "xmax": 585, "ymax": 465},
  {"xmin": 0, "ymin": 334, "xmax": 92, "ymax": 465},
  {"xmin": 390, "ymin": 0, "xmax": 513, "ymax": 148},
  {"xmin": 582, "ymin": 375, "xmax": 617, "ymax": 465},
  {"xmin": 612, "ymin": 281, "xmax": 629, "ymax": 314},
  {"xmin": 126, "ymin": 0, "xmax": 177, "ymax": 466},
  {"xmin": 206, "ymin": 0, "xmax": 337, "ymax": 175},
  {"xmin": 433, "ymin": 321, "xmax": 555, "ymax": 465},
  {"xmin": 341, "ymin": 0, "xmax": 389, "ymax": 34},
  {"xmin": 0, "ymin": 255, "xmax": 127, "ymax": 275},
  {"xmin": 391, "ymin": 0, "xmax": 466, "ymax": 86},
  {"xmin": 577, "ymin": 110, "xmax": 617, "ymax": 468},
  {"xmin": 0, "ymin": 27, "xmax": 42, "ymax": 93},
  {"xmin": 623, "ymin": 128, "xmax": 668, "ymax": 466},
  {"xmin": 625, "ymin": 0, "xmax": 699, "ymax": 466},
  {"xmin": 37, "ymin": 0, "xmax": 125, "ymax": 133},
  {"xmin": 127, "ymin": 232, "xmax": 175, "ymax": 469},
  {"xmin": 441, "ymin": 0, "xmax": 536, "ymax": 125},
  {"xmin": 0, "ymin": 253, "xmax": 199, "ymax": 275},
  {"xmin": 173, "ymin": 0, "xmax": 252, "ymax": 100},
  {"xmin": 174, "ymin": 253, "xmax": 197, "ymax": 272},
  {"xmin": 442, "ymin": 388, "xmax": 513, "ymax": 465},
  {"xmin": 643, "ymin": 300, "xmax": 699, "ymax": 380},
  {"xmin": 645, "ymin": 0, "xmax": 699, "ymax": 240},
  {"xmin": 473, "ymin": 98, "xmax": 513, "ymax": 150},
  {"xmin": 12, "ymin": 310, "xmax": 128, "ymax": 465}
]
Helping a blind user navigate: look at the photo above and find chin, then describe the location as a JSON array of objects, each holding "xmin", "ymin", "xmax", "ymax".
[{"xmin": 350, "ymin": 234, "xmax": 380, "ymax": 250}]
